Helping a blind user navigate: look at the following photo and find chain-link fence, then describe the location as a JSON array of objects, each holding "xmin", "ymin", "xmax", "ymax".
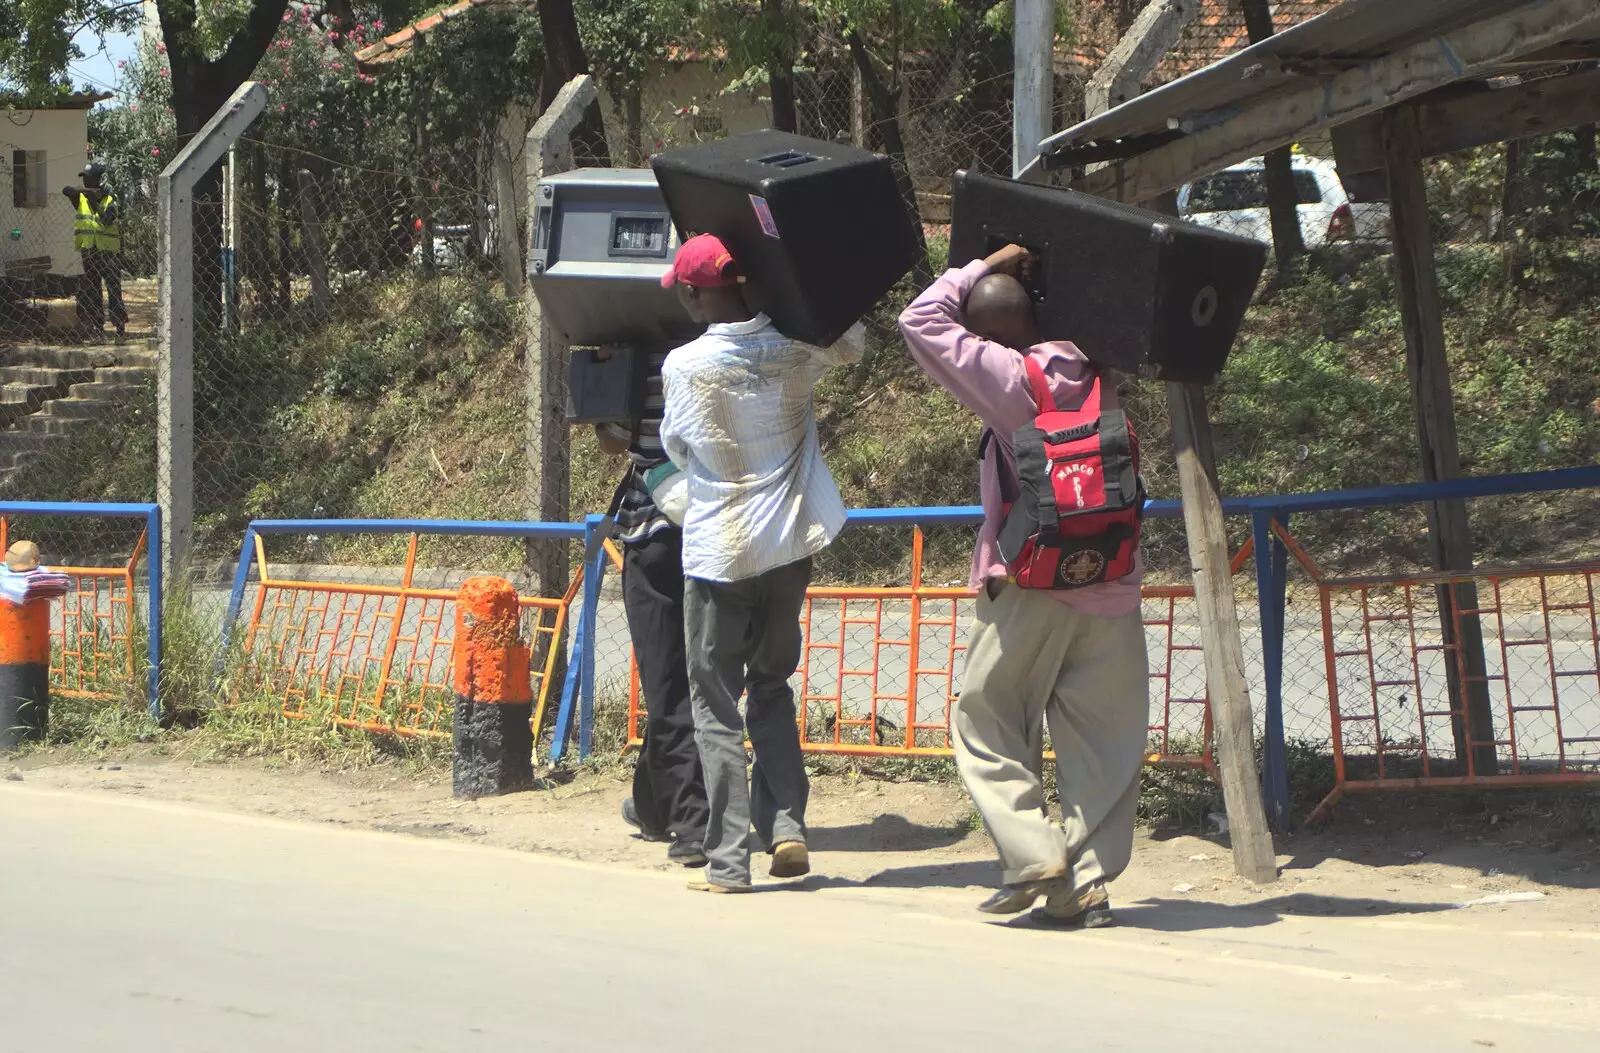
[
  {"xmin": 4, "ymin": 3, "xmax": 1599, "ymax": 813},
  {"xmin": 183, "ymin": 137, "xmax": 526, "ymax": 562},
  {"xmin": 1, "ymin": 125, "xmax": 158, "ymax": 515},
  {"xmin": 8, "ymin": 3, "xmax": 1594, "ymax": 565}
]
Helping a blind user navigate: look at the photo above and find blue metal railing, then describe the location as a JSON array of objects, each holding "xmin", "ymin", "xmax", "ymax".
[
  {"xmin": 215, "ymin": 518, "xmax": 591, "ymax": 744},
  {"xmin": 202, "ymin": 464, "xmax": 1600, "ymax": 825},
  {"xmin": 219, "ymin": 517, "xmax": 587, "ymax": 658},
  {"xmin": 1239, "ymin": 464, "xmax": 1600, "ymax": 827},
  {"xmin": 0, "ymin": 501, "xmax": 163, "ymax": 720},
  {"xmin": 11, "ymin": 466, "xmax": 1595, "ymax": 821}
]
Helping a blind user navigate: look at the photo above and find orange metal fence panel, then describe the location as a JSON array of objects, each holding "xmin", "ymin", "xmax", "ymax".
[
  {"xmin": 1309, "ymin": 561, "xmax": 1600, "ymax": 822},
  {"xmin": 235, "ymin": 534, "xmax": 577, "ymax": 739},
  {"xmin": 0, "ymin": 516, "xmax": 145, "ymax": 700},
  {"xmin": 1143, "ymin": 586, "xmax": 1216, "ymax": 775},
  {"xmin": 624, "ymin": 527, "xmax": 1258, "ymax": 774}
]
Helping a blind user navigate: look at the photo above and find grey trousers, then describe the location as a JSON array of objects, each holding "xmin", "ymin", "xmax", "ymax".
[
  {"xmin": 953, "ymin": 583, "xmax": 1150, "ymax": 892},
  {"xmin": 683, "ymin": 558, "xmax": 813, "ymax": 886}
]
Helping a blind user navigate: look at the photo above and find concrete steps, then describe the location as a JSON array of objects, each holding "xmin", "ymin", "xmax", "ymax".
[
  {"xmin": 7, "ymin": 345, "xmax": 123, "ymax": 370},
  {"xmin": 66, "ymin": 380, "xmax": 147, "ymax": 402},
  {"xmin": 0, "ymin": 342, "xmax": 155, "ymax": 493},
  {"xmin": 0, "ymin": 360, "xmax": 100, "ymax": 428},
  {"xmin": 20, "ymin": 415, "xmax": 76, "ymax": 437},
  {"xmin": 36, "ymin": 397, "xmax": 117, "ymax": 422},
  {"xmin": 0, "ymin": 365, "xmax": 98, "ymax": 387}
]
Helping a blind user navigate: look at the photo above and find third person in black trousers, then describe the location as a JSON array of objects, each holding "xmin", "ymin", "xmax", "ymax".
[
  {"xmin": 595, "ymin": 346, "xmax": 708, "ymax": 866},
  {"xmin": 61, "ymin": 163, "xmax": 126, "ymax": 343}
]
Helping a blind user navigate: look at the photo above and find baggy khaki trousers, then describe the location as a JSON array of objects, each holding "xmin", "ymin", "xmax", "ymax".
[{"xmin": 952, "ymin": 582, "xmax": 1150, "ymax": 891}]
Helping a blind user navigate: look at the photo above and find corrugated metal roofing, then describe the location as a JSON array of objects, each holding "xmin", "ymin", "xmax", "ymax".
[
  {"xmin": 1055, "ymin": 0, "xmax": 1342, "ymax": 81},
  {"xmin": 1040, "ymin": 0, "xmax": 1584, "ymax": 159}
]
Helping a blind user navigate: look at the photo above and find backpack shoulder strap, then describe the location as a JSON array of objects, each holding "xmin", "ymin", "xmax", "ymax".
[
  {"xmin": 1023, "ymin": 353, "xmax": 1103, "ymax": 417},
  {"xmin": 1079, "ymin": 371, "xmax": 1103, "ymax": 417},
  {"xmin": 1021, "ymin": 354, "xmax": 1053, "ymax": 413}
]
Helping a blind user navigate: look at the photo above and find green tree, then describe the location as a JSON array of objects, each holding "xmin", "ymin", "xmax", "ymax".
[
  {"xmin": 538, "ymin": 0, "xmax": 610, "ymax": 165},
  {"xmin": 948, "ymin": 0, "xmax": 1013, "ymax": 175},
  {"xmin": 0, "ymin": 0, "xmax": 140, "ymax": 102},
  {"xmin": 815, "ymin": 0, "xmax": 962, "ymax": 282},
  {"xmin": 5, "ymin": 0, "xmax": 297, "ymax": 324},
  {"xmin": 150, "ymin": 0, "xmax": 294, "ymax": 138},
  {"xmin": 579, "ymin": 0, "xmax": 694, "ymax": 163},
  {"xmin": 697, "ymin": 0, "xmax": 805, "ymax": 133}
]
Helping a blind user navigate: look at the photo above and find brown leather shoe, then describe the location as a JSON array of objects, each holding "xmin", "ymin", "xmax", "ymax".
[
  {"xmin": 976, "ymin": 861, "xmax": 1068, "ymax": 915},
  {"xmin": 769, "ymin": 840, "xmax": 810, "ymax": 879},
  {"xmin": 1031, "ymin": 881, "xmax": 1115, "ymax": 928}
]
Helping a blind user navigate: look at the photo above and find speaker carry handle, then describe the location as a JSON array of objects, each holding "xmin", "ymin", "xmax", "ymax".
[
  {"xmin": 979, "ymin": 230, "xmax": 1049, "ymax": 305},
  {"xmin": 754, "ymin": 150, "xmax": 821, "ymax": 169}
]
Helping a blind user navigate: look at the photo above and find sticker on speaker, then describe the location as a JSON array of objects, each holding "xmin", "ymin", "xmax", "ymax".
[
  {"xmin": 749, "ymin": 194, "xmax": 780, "ymax": 239},
  {"xmin": 1057, "ymin": 549, "xmax": 1107, "ymax": 587}
]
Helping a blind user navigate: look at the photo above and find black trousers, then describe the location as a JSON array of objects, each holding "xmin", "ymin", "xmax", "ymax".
[
  {"xmin": 76, "ymin": 249, "xmax": 126, "ymax": 332},
  {"xmin": 623, "ymin": 526, "xmax": 708, "ymax": 842}
]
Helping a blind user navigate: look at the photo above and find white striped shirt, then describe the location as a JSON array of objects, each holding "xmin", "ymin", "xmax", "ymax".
[
  {"xmin": 660, "ymin": 314, "xmax": 865, "ymax": 582},
  {"xmin": 597, "ymin": 350, "xmax": 670, "ymax": 544}
]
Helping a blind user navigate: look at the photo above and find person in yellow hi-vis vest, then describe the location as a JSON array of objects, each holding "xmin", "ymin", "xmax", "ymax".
[{"xmin": 60, "ymin": 163, "xmax": 126, "ymax": 343}]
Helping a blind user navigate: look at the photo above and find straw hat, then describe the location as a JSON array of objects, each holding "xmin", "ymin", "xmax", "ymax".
[{"xmin": 5, "ymin": 541, "xmax": 40, "ymax": 572}]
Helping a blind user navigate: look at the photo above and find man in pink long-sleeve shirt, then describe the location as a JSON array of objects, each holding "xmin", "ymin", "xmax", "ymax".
[{"xmin": 899, "ymin": 244, "xmax": 1150, "ymax": 928}]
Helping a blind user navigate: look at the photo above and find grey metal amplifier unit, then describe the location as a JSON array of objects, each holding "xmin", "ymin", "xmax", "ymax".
[{"xmin": 528, "ymin": 168, "xmax": 699, "ymax": 346}]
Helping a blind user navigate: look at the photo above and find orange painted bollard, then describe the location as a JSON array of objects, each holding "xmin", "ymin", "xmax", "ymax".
[
  {"xmin": 452, "ymin": 577, "xmax": 534, "ymax": 798},
  {"xmin": 0, "ymin": 596, "xmax": 49, "ymax": 752},
  {"xmin": 1, "ymin": 541, "xmax": 56, "ymax": 752}
]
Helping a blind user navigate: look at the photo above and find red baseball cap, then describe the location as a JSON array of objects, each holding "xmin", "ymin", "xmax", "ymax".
[{"xmin": 661, "ymin": 233, "xmax": 742, "ymax": 289}]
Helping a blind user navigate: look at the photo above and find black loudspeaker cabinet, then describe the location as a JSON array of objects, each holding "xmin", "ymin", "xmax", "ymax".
[
  {"xmin": 565, "ymin": 345, "xmax": 648, "ymax": 424},
  {"xmin": 651, "ymin": 130, "xmax": 918, "ymax": 348},
  {"xmin": 947, "ymin": 170, "xmax": 1267, "ymax": 384}
]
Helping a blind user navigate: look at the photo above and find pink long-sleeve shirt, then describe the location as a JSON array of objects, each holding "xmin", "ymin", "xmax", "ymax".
[{"xmin": 897, "ymin": 260, "xmax": 1142, "ymax": 617}]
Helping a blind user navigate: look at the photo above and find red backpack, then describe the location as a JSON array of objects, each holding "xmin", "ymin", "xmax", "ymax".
[{"xmin": 989, "ymin": 357, "xmax": 1144, "ymax": 590}]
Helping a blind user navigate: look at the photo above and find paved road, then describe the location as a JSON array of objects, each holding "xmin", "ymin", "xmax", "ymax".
[{"xmin": 3, "ymin": 786, "xmax": 1597, "ymax": 1052}]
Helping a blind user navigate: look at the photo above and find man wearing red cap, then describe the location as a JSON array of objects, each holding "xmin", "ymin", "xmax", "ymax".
[{"xmin": 659, "ymin": 233, "xmax": 865, "ymax": 893}]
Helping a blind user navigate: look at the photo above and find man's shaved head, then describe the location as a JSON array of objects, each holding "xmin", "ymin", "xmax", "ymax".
[{"xmin": 963, "ymin": 273, "xmax": 1040, "ymax": 350}]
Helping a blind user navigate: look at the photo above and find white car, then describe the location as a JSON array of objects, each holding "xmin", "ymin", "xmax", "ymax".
[{"xmin": 1178, "ymin": 156, "xmax": 1389, "ymax": 248}]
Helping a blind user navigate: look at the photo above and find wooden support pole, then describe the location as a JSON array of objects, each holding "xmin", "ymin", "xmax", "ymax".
[
  {"xmin": 1085, "ymin": 7, "xmax": 1277, "ymax": 863},
  {"xmin": 1240, "ymin": 0, "xmax": 1304, "ymax": 262},
  {"xmin": 1383, "ymin": 107, "xmax": 1499, "ymax": 776},
  {"xmin": 222, "ymin": 144, "xmax": 239, "ymax": 333},
  {"xmin": 492, "ymin": 136, "xmax": 523, "ymax": 301},
  {"xmin": 851, "ymin": 63, "xmax": 866, "ymax": 147},
  {"xmin": 295, "ymin": 170, "xmax": 329, "ymax": 313},
  {"xmin": 1168, "ymin": 382, "xmax": 1278, "ymax": 883}
]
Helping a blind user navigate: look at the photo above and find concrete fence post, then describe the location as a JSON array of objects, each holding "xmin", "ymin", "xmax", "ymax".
[
  {"xmin": 295, "ymin": 169, "xmax": 330, "ymax": 312},
  {"xmin": 493, "ymin": 134, "xmax": 523, "ymax": 300},
  {"xmin": 452, "ymin": 576, "xmax": 534, "ymax": 797},
  {"xmin": 222, "ymin": 142, "xmax": 239, "ymax": 333},
  {"xmin": 522, "ymin": 75, "xmax": 597, "ymax": 600},
  {"xmin": 1012, "ymin": 0, "xmax": 1053, "ymax": 181},
  {"xmin": 157, "ymin": 82, "xmax": 267, "ymax": 579}
]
